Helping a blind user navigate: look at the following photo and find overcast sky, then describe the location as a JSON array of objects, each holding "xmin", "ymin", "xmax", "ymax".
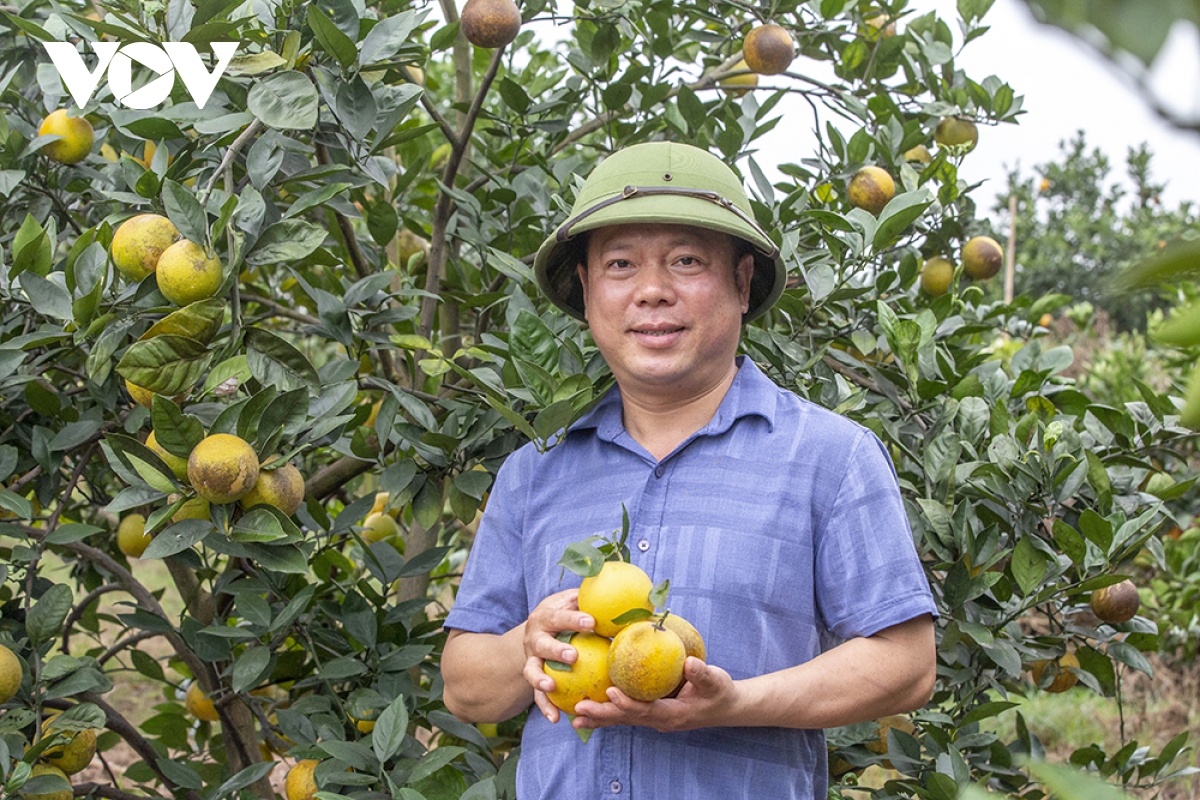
[{"xmin": 752, "ymin": 0, "xmax": 1200, "ymax": 209}]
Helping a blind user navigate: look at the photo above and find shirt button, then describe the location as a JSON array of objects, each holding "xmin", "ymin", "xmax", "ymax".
[
  {"xmin": 654, "ymin": 465, "xmax": 665, "ymax": 478},
  {"xmin": 610, "ymin": 781, "xmax": 622, "ymax": 793},
  {"xmin": 637, "ymin": 539, "xmax": 650, "ymax": 552}
]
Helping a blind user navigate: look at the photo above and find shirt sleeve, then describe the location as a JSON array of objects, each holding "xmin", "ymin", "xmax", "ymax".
[
  {"xmin": 443, "ymin": 451, "xmax": 530, "ymax": 635},
  {"xmin": 813, "ymin": 429, "xmax": 937, "ymax": 640}
]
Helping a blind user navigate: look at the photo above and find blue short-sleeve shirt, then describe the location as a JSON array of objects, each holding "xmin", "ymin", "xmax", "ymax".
[{"xmin": 444, "ymin": 357, "xmax": 936, "ymax": 799}]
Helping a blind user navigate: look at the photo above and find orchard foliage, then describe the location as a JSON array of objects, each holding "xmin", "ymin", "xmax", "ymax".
[{"xmin": 0, "ymin": 0, "xmax": 1193, "ymax": 799}]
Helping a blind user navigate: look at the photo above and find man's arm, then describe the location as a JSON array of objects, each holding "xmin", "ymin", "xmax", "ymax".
[
  {"xmin": 572, "ymin": 613, "xmax": 935, "ymax": 732},
  {"xmin": 442, "ymin": 589, "xmax": 596, "ymax": 724}
]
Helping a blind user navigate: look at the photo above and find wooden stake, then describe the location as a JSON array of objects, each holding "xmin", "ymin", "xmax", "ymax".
[{"xmin": 1005, "ymin": 193, "xmax": 1017, "ymax": 304}]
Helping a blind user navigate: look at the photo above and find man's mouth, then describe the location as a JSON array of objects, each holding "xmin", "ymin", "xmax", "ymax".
[{"xmin": 630, "ymin": 326, "xmax": 684, "ymax": 336}]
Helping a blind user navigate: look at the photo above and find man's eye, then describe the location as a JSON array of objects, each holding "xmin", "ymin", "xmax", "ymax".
[
  {"xmin": 677, "ymin": 256, "xmax": 700, "ymax": 266},
  {"xmin": 608, "ymin": 259, "xmax": 632, "ymax": 269}
]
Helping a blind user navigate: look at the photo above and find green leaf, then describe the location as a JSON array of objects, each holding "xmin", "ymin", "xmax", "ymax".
[
  {"xmin": 11, "ymin": 214, "xmax": 51, "ymax": 278},
  {"xmin": 245, "ymin": 219, "xmax": 327, "ymax": 266},
  {"xmin": 141, "ymin": 519, "xmax": 214, "ymax": 559},
  {"xmin": 558, "ymin": 541, "xmax": 606, "ymax": 579},
  {"xmin": 117, "ymin": 335, "xmax": 212, "ymax": 395},
  {"xmin": 248, "ymin": 71, "xmax": 319, "ymax": 130},
  {"xmin": 872, "ymin": 189, "xmax": 934, "ymax": 250},
  {"xmin": 231, "ymin": 646, "xmax": 272, "ymax": 693},
  {"xmin": 1078, "ymin": 509, "xmax": 1113, "ymax": 551},
  {"xmin": 151, "ymin": 396, "xmax": 205, "ymax": 458},
  {"xmin": 307, "ymin": 4, "xmax": 358, "ymax": 69},
  {"xmin": 19, "ymin": 273, "xmax": 73, "ymax": 321},
  {"xmin": 142, "ymin": 298, "xmax": 226, "ymax": 345},
  {"xmin": 1011, "ymin": 536, "xmax": 1048, "ymax": 596},
  {"xmin": 245, "ymin": 328, "xmax": 320, "ymax": 391},
  {"xmin": 26, "ymin": 584, "xmax": 73, "ymax": 645},
  {"xmin": 1051, "ymin": 519, "xmax": 1086, "ymax": 566},
  {"xmin": 372, "ymin": 694, "xmax": 410, "ymax": 763},
  {"xmin": 610, "ymin": 608, "xmax": 653, "ymax": 626},
  {"xmin": 163, "ymin": 179, "xmax": 208, "ymax": 246}
]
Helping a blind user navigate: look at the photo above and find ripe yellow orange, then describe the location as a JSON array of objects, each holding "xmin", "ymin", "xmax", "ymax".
[
  {"xmin": 920, "ymin": 256, "xmax": 954, "ymax": 296},
  {"xmin": 659, "ymin": 614, "xmax": 705, "ymax": 662},
  {"xmin": 544, "ymin": 631, "xmax": 613, "ymax": 713},
  {"xmin": 864, "ymin": 14, "xmax": 897, "ymax": 39},
  {"xmin": 962, "ymin": 236, "xmax": 1004, "ymax": 280},
  {"xmin": 185, "ymin": 682, "xmax": 220, "ymax": 722},
  {"xmin": 362, "ymin": 511, "xmax": 401, "ymax": 543},
  {"xmin": 286, "ymin": 759, "xmax": 320, "ymax": 800},
  {"xmin": 19, "ymin": 764, "xmax": 72, "ymax": 800},
  {"xmin": 608, "ymin": 620, "xmax": 687, "ymax": 702},
  {"xmin": 187, "ymin": 434, "xmax": 259, "ymax": 504},
  {"xmin": 171, "ymin": 495, "xmax": 210, "ymax": 523},
  {"xmin": 239, "ymin": 460, "xmax": 305, "ymax": 516},
  {"xmin": 41, "ymin": 719, "xmax": 97, "ymax": 775},
  {"xmin": 578, "ymin": 561, "xmax": 655, "ymax": 638},
  {"xmin": 116, "ymin": 514, "xmax": 152, "ymax": 558},
  {"xmin": 0, "ymin": 644, "xmax": 21, "ymax": 704},
  {"xmin": 111, "ymin": 214, "xmax": 179, "ymax": 282},
  {"xmin": 147, "ymin": 430, "xmax": 190, "ymax": 482},
  {"xmin": 718, "ymin": 59, "xmax": 758, "ymax": 96},
  {"xmin": 1030, "ymin": 653, "xmax": 1080, "ymax": 693},
  {"xmin": 156, "ymin": 240, "xmax": 223, "ymax": 306},
  {"xmin": 743, "ymin": 24, "xmax": 794, "ymax": 75},
  {"xmin": 1090, "ymin": 579, "xmax": 1140, "ymax": 624},
  {"xmin": 38, "ymin": 109, "xmax": 94, "ymax": 164},
  {"xmin": 902, "ymin": 144, "xmax": 932, "ymax": 165},
  {"xmin": 934, "ymin": 116, "xmax": 979, "ymax": 151},
  {"xmin": 848, "ymin": 166, "xmax": 895, "ymax": 216}
]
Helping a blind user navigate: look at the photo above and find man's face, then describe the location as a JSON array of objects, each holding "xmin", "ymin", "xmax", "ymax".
[{"xmin": 577, "ymin": 223, "xmax": 754, "ymax": 401}]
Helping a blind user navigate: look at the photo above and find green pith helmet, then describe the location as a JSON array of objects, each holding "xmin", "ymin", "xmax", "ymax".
[{"xmin": 534, "ymin": 142, "xmax": 786, "ymax": 322}]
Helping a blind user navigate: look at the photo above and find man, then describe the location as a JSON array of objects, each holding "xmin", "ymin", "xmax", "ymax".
[{"xmin": 441, "ymin": 142, "xmax": 936, "ymax": 799}]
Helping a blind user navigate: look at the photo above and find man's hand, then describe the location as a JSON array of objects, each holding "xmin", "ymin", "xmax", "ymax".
[
  {"xmin": 570, "ymin": 657, "xmax": 739, "ymax": 733},
  {"xmin": 521, "ymin": 588, "xmax": 595, "ymax": 724}
]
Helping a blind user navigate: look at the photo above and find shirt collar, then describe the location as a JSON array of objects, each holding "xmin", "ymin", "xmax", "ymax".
[{"xmin": 568, "ymin": 355, "xmax": 778, "ymax": 443}]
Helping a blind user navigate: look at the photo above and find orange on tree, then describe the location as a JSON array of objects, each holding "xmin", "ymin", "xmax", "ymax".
[
  {"xmin": 934, "ymin": 116, "xmax": 979, "ymax": 151},
  {"xmin": 239, "ymin": 459, "xmax": 305, "ymax": 516},
  {"xmin": 0, "ymin": 643, "xmax": 21, "ymax": 703},
  {"xmin": 286, "ymin": 759, "xmax": 320, "ymax": 800},
  {"xmin": 188, "ymin": 433, "xmax": 259, "ymax": 504},
  {"xmin": 743, "ymin": 24, "xmax": 794, "ymax": 75},
  {"xmin": 1030, "ymin": 652, "xmax": 1080, "ymax": 693},
  {"xmin": 848, "ymin": 166, "xmax": 895, "ymax": 216},
  {"xmin": 920, "ymin": 256, "xmax": 954, "ymax": 296},
  {"xmin": 718, "ymin": 59, "xmax": 757, "ymax": 96},
  {"xmin": 41, "ymin": 718, "xmax": 98, "ymax": 775},
  {"xmin": 111, "ymin": 214, "xmax": 179, "ymax": 282},
  {"xmin": 147, "ymin": 430, "xmax": 190, "ymax": 482},
  {"xmin": 156, "ymin": 239, "xmax": 223, "ymax": 306},
  {"xmin": 1090, "ymin": 579, "xmax": 1140, "ymax": 624},
  {"xmin": 961, "ymin": 236, "xmax": 1003, "ymax": 280},
  {"xmin": 362, "ymin": 511, "xmax": 401, "ymax": 543},
  {"xmin": 19, "ymin": 764, "xmax": 72, "ymax": 800},
  {"xmin": 543, "ymin": 631, "xmax": 613, "ymax": 713},
  {"xmin": 459, "ymin": 0, "xmax": 522, "ymax": 49},
  {"xmin": 902, "ymin": 144, "xmax": 932, "ymax": 164},
  {"xmin": 577, "ymin": 560, "xmax": 655, "ymax": 638},
  {"xmin": 185, "ymin": 682, "xmax": 220, "ymax": 722},
  {"xmin": 37, "ymin": 109, "xmax": 93, "ymax": 164},
  {"xmin": 116, "ymin": 513, "xmax": 152, "ymax": 558},
  {"xmin": 171, "ymin": 495, "xmax": 210, "ymax": 523}
]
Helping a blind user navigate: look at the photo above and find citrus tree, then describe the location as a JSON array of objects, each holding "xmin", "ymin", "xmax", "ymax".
[{"xmin": 0, "ymin": 1, "xmax": 1193, "ymax": 799}]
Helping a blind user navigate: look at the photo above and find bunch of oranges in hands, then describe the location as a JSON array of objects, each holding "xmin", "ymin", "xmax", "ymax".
[{"xmin": 543, "ymin": 510, "xmax": 707, "ymax": 723}]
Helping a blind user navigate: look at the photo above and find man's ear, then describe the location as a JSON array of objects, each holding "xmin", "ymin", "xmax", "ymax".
[
  {"xmin": 735, "ymin": 253, "xmax": 755, "ymax": 314},
  {"xmin": 576, "ymin": 263, "xmax": 589, "ymax": 310}
]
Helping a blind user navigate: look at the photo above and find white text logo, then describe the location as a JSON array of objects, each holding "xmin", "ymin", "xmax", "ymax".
[{"xmin": 43, "ymin": 41, "xmax": 239, "ymax": 110}]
